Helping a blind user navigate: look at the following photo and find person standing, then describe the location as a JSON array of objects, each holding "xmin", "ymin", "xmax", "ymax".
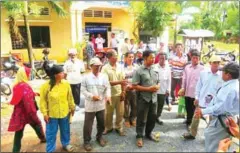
[
  {"xmin": 155, "ymin": 52, "xmax": 171, "ymax": 125},
  {"xmin": 91, "ymin": 34, "xmax": 97, "ymax": 51},
  {"xmin": 135, "ymin": 49, "xmax": 144, "ymax": 66},
  {"xmin": 132, "ymin": 50, "xmax": 160, "ymax": 147},
  {"xmin": 138, "ymin": 41, "xmax": 146, "ymax": 51},
  {"xmin": 129, "ymin": 39, "xmax": 137, "ymax": 53},
  {"xmin": 123, "ymin": 52, "xmax": 138, "ymax": 128},
  {"xmin": 40, "ymin": 65, "xmax": 76, "ymax": 152},
  {"xmin": 169, "ymin": 43, "xmax": 187, "ymax": 104},
  {"xmin": 178, "ymin": 51, "xmax": 204, "ymax": 129},
  {"xmin": 195, "ymin": 62, "xmax": 239, "ymax": 152},
  {"xmin": 155, "ymin": 42, "xmax": 165, "ymax": 64},
  {"xmin": 63, "ymin": 48, "xmax": 85, "ymax": 111},
  {"xmin": 95, "ymin": 34, "xmax": 105, "ymax": 52},
  {"xmin": 182, "ymin": 55, "xmax": 223, "ymax": 140},
  {"xmin": 109, "ymin": 33, "xmax": 119, "ymax": 52},
  {"xmin": 85, "ymin": 38, "xmax": 95, "ymax": 69},
  {"xmin": 121, "ymin": 38, "xmax": 130, "ymax": 55},
  {"xmin": 81, "ymin": 58, "xmax": 111, "ymax": 151},
  {"xmin": 8, "ymin": 66, "xmax": 46, "ymax": 152},
  {"xmin": 101, "ymin": 50, "xmax": 127, "ymax": 136}
]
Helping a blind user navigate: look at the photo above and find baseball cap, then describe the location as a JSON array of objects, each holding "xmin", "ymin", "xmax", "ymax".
[
  {"xmin": 136, "ymin": 49, "xmax": 143, "ymax": 53},
  {"xmin": 219, "ymin": 62, "xmax": 239, "ymax": 74},
  {"xmin": 209, "ymin": 55, "xmax": 221, "ymax": 62},
  {"xmin": 90, "ymin": 58, "xmax": 102, "ymax": 66}
]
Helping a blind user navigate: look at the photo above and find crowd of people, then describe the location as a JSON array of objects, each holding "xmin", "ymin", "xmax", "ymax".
[{"xmin": 6, "ymin": 34, "xmax": 239, "ymax": 152}]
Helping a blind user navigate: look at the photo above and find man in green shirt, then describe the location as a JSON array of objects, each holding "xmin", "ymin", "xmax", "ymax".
[{"xmin": 132, "ymin": 50, "xmax": 160, "ymax": 147}]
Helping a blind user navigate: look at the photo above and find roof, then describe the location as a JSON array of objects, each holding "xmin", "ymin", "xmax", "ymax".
[
  {"xmin": 72, "ymin": 1, "xmax": 129, "ymax": 10},
  {"xmin": 178, "ymin": 29, "xmax": 215, "ymax": 38}
]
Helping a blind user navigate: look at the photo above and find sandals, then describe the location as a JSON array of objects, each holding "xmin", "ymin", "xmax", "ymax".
[
  {"xmin": 102, "ymin": 128, "xmax": 113, "ymax": 135},
  {"xmin": 97, "ymin": 138, "xmax": 107, "ymax": 147},
  {"xmin": 84, "ymin": 143, "xmax": 92, "ymax": 151},
  {"xmin": 115, "ymin": 129, "xmax": 126, "ymax": 136},
  {"xmin": 182, "ymin": 133, "xmax": 195, "ymax": 140},
  {"xmin": 136, "ymin": 138, "xmax": 143, "ymax": 147},
  {"xmin": 124, "ymin": 121, "xmax": 131, "ymax": 128},
  {"xmin": 63, "ymin": 144, "xmax": 75, "ymax": 152}
]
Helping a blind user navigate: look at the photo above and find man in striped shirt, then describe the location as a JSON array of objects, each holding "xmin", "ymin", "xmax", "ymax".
[{"xmin": 169, "ymin": 43, "xmax": 187, "ymax": 104}]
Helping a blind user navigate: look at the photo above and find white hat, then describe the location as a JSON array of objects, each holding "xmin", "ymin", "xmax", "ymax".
[
  {"xmin": 90, "ymin": 58, "xmax": 102, "ymax": 66},
  {"xmin": 68, "ymin": 48, "xmax": 77, "ymax": 55},
  {"xmin": 137, "ymin": 49, "xmax": 143, "ymax": 53},
  {"xmin": 209, "ymin": 55, "xmax": 221, "ymax": 62}
]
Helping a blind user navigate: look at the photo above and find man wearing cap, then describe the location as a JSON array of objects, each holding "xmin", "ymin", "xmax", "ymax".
[
  {"xmin": 81, "ymin": 58, "xmax": 111, "ymax": 151},
  {"xmin": 63, "ymin": 48, "xmax": 85, "ymax": 111},
  {"xmin": 195, "ymin": 62, "xmax": 239, "ymax": 152},
  {"xmin": 182, "ymin": 55, "xmax": 223, "ymax": 140},
  {"xmin": 101, "ymin": 49, "xmax": 127, "ymax": 136},
  {"xmin": 178, "ymin": 50, "xmax": 204, "ymax": 129}
]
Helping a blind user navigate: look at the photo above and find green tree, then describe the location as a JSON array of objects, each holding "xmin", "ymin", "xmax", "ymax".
[{"xmin": 2, "ymin": 1, "xmax": 71, "ymax": 68}]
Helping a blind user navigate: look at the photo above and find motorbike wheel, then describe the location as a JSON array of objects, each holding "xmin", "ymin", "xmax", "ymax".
[
  {"xmin": 5, "ymin": 70, "xmax": 15, "ymax": 78},
  {"xmin": 1, "ymin": 83, "xmax": 12, "ymax": 96},
  {"xmin": 202, "ymin": 56, "xmax": 210, "ymax": 64},
  {"xmin": 36, "ymin": 68, "xmax": 48, "ymax": 79}
]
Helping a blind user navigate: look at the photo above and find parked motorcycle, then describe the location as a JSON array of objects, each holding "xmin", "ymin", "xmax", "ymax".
[
  {"xmin": 216, "ymin": 50, "xmax": 236, "ymax": 63},
  {"xmin": 2, "ymin": 56, "xmax": 20, "ymax": 78},
  {"xmin": 202, "ymin": 44, "xmax": 217, "ymax": 64},
  {"xmin": 1, "ymin": 71, "xmax": 12, "ymax": 96}
]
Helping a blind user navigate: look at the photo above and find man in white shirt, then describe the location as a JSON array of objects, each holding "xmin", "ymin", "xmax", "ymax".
[
  {"xmin": 81, "ymin": 58, "xmax": 111, "ymax": 151},
  {"xmin": 155, "ymin": 52, "xmax": 171, "ymax": 125},
  {"xmin": 129, "ymin": 39, "xmax": 137, "ymax": 53},
  {"xmin": 95, "ymin": 34, "xmax": 105, "ymax": 52},
  {"xmin": 120, "ymin": 38, "xmax": 130, "ymax": 63},
  {"xmin": 63, "ymin": 48, "xmax": 85, "ymax": 111},
  {"xmin": 110, "ymin": 33, "xmax": 119, "ymax": 52}
]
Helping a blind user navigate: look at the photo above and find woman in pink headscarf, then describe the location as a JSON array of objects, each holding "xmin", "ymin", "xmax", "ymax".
[{"xmin": 8, "ymin": 66, "xmax": 46, "ymax": 152}]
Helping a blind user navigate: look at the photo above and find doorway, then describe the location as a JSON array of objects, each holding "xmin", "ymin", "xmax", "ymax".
[{"xmin": 85, "ymin": 22, "xmax": 111, "ymax": 47}]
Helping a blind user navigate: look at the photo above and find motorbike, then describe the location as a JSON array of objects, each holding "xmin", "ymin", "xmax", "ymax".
[
  {"xmin": 216, "ymin": 50, "xmax": 236, "ymax": 63},
  {"xmin": 2, "ymin": 56, "xmax": 20, "ymax": 78},
  {"xmin": 1, "ymin": 71, "xmax": 12, "ymax": 96},
  {"xmin": 202, "ymin": 44, "xmax": 217, "ymax": 64}
]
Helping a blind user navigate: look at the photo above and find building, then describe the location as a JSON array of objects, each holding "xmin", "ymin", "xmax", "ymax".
[{"xmin": 1, "ymin": 1, "xmax": 136, "ymax": 63}]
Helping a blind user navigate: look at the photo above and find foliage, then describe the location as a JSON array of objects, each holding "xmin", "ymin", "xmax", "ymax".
[
  {"xmin": 180, "ymin": 1, "xmax": 239, "ymax": 40},
  {"xmin": 129, "ymin": 1, "xmax": 176, "ymax": 37},
  {"xmin": 75, "ymin": 41, "xmax": 87, "ymax": 60}
]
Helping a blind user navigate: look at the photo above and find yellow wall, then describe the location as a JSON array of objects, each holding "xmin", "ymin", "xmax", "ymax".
[
  {"xmin": 1, "ymin": 2, "xmax": 72, "ymax": 63},
  {"xmin": 82, "ymin": 8, "xmax": 136, "ymax": 40},
  {"xmin": 1, "ymin": 4, "xmax": 137, "ymax": 63}
]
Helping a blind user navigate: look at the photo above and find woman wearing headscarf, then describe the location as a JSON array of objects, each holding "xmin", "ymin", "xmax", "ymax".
[
  {"xmin": 8, "ymin": 66, "xmax": 46, "ymax": 152},
  {"xmin": 40, "ymin": 65, "xmax": 75, "ymax": 152}
]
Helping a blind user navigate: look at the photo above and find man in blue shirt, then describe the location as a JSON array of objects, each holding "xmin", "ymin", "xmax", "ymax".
[
  {"xmin": 195, "ymin": 62, "xmax": 239, "ymax": 152},
  {"xmin": 182, "ymin": 55, "xmax": 223, "ymax": 140}
]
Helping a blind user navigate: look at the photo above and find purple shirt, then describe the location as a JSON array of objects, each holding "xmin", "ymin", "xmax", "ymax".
[{"xmin": 182, "ymin": 64, "xmax": 204, "ymax": 98}]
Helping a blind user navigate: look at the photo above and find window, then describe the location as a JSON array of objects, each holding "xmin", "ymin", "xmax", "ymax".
[
  {"xmin": 104, "ymin": 11, "xmax": 112, "ymax": 18},
  {"xmin": 28, "ymin": 7, "xmax": 49, "ymax": 15},
  {"xmin": 84, "ymin": 10, "xmax": 93, "ymax": 17},
  {"xmin": 11, "ymin": 26, "xmax": 51, "ymax": 49},
  {"xmin": 94, "ymin": 10, "xmax": 103, "ymax": 17}
]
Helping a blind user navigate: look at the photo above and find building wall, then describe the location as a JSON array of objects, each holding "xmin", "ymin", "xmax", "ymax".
[
  {"xmin": 1, "ymin": 2, "xmax": 72, "ymax": 63},
  {"xmin": 82, "ymin": 8, "xmax": 136, "ymax": 40}
]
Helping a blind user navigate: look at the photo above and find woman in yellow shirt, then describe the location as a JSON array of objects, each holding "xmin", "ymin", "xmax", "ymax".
[{"xmin": 40, "ymin": 65, "xmax": 75, "ymax": 152}]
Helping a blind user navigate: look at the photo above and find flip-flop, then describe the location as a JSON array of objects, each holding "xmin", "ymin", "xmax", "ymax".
[
  {"xmin": 136, "ymin": 138, "xmax": 143, "ymax": 147},
  {"xmin": 63, "ymin": 144, "xmax": 75, "ymax": 152}
]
